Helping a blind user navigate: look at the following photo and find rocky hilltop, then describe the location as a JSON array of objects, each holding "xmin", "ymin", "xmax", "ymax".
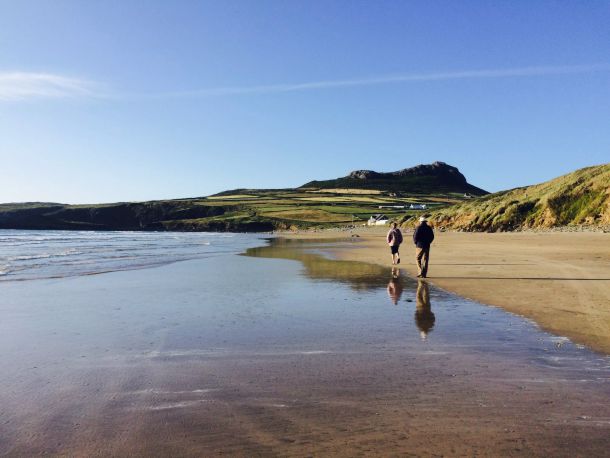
[
  {"xmin": 408, "ymin": 163, "xmax": 610, "ymax": 231},
  {"xmin": 301, "ymin": 161, "xmax": 488, "ymax": 195}
]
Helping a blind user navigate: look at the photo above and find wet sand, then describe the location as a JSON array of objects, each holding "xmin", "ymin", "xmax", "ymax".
[
  {"xmin": 1, "ymin": 238, "xmax": 609, "ymax": 456},
  {"xmin": 289, "ymin": 228, "xmax": 610, "ymax": 355}
]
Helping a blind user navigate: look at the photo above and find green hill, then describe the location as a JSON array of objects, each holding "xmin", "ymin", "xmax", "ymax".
[
  {"xmin": 405, "ymin": 163, "xmax": 610, "ymax": 231},
  {"xmin": 0, "ymin": 162, "xmax": 480, "ymax": 232}
]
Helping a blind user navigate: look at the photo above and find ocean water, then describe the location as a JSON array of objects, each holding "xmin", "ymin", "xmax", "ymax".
[{"xmin": 0, "ymin": 229, "xmax": 265, "ymax": 281}]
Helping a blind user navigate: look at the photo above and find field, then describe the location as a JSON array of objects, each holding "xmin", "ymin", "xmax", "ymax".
[
  {"xmin": 0, "ymin": 188, "xmax": 470, "ymax": 232},
  {"xmin": 193, "ymin": 188, "xmax": 466, "ymax": 229}
]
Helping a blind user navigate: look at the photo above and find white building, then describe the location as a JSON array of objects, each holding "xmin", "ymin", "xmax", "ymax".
[{"xmin": 367, "ymin": 214, "xmax": 389, "ymax": 226}]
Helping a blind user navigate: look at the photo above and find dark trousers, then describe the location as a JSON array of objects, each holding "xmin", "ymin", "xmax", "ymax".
[{"xmin": 415, "ymin": 246, "xmax": 430, "ymax": 277}]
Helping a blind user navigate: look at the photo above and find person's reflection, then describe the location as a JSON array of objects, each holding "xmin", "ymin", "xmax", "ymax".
[
  {"xmin": 415, "ymin": 280, "xmax": 435, "ymax": 340},
  {"xmin": 387, "ymin": 268, "xmax": 404, "ymax": 305}
]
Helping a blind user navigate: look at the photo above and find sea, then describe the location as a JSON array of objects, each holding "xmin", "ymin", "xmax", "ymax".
[{"xmin": 0, "ymin": 229, "xmax": 265, "ymax": 282}]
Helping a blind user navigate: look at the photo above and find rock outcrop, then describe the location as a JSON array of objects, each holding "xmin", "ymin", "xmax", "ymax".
[{"xmin": 302, "ymin": 161, "xmax": 487, "ymax": 195}]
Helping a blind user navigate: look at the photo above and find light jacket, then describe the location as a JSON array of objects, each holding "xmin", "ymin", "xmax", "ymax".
[{"xmin": 387, "ymin": 228, "xmax": 403, "ymax": 246}]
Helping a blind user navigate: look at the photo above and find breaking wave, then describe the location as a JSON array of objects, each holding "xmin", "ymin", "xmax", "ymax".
[{"xmin": 0, "ymin": 230, "xmax": 264, "ymax": 281}]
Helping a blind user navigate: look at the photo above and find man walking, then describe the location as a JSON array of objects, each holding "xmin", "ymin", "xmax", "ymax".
[
  {"xmin": 413, "ymin": 216, "xmax": 434, "ymax": 278},
  {"xmin": 387, "ymin": 222, "xmax": 403, "ymax": 265}
]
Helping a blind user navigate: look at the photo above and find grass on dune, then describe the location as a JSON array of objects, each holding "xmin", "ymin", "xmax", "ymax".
[{"xmin": 411, "ymin": 163, "xmax": 610, "ymax": 231}]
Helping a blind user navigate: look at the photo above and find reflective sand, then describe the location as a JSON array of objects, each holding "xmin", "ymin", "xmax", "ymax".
[{"xmin": 0, "ymin": 237, "xmax": 608, "ymax": 456}]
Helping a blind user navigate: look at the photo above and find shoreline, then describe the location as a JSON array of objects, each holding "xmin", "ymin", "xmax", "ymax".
[
  {"xmin": 281, "ymin": 227, "xmax": 610, "ymax": 354},
  {"xmin": 1, "ymin": 222, "xmax": 609, "ymax": 233}
]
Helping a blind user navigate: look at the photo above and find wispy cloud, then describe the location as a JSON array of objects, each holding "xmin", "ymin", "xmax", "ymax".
[
  {"xmin": 158, "ymin": 63, "xmax": 610, "ymax": 98},
  {"xmin": 0, "ymin": 72, "xmax": 99, "ymax": 101},
  {"xmin": 2, "ymin": 63, "xmax": 609, "ymax": 102}
]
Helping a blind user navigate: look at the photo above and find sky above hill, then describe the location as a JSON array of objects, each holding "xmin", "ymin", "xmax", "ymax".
[{"xmin": 1, "ymin": 1, "xmax": 609, "ymax": 203}]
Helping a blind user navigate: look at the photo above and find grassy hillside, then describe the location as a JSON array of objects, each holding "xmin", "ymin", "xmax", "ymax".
[
  {"xmin": 0, "ymin": 162, "xmax": 480, "ymax": 232},
  {"xmin": 0, "ymin": 188, "xmax": 467, "ymax": 232},
  {"xmin": 404, "ymin": 163, "xmax": 610, "ymax": 231}
]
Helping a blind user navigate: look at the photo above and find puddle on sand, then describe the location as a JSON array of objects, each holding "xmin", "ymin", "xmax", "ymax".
[
  {"xmin": 244, "ymin": 237, "xmax": 390, "ymax": 291},
  {"xmin": 244, "ymin": 237, "xmax": 610, "ymax": 368}
]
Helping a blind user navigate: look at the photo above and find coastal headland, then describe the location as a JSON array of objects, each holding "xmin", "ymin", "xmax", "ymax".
[
  {"xmin": 284, "ymin": 227, "xmax": 610, "ymax": 354},
  {"xmin": 0, "ymin": 162, "xmax": 484, "ymax": 232}
]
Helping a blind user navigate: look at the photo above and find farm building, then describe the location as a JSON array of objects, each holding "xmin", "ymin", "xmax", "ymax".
[{"xmin": 367, "ymin": 214, "xmax": 389, "ymax": 226}]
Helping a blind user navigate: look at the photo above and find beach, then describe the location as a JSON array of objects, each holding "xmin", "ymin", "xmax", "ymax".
[
  {"xmin": 4, "ymin": 0, "xmax": 610, "ymax": 455},
  {"xmin": 288, "ymin": 228, "xmax": 610, "ymax": 355},
  {"xmin": 1, "ymin": 230, "xmax": 609, "ymax": 456}
]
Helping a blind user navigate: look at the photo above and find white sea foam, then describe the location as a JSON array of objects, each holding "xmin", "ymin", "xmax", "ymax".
[
  {"xmin": 7, "ymin": 250, "xmax": 82, "ymax": 261},
  {"xmin": 0, "ymin": 229, "xmax": 265, "ymax": 281}
]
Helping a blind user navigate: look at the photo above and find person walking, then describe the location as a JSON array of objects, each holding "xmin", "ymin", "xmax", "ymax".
[
  {"xmin": 413, "ymin": 216, "xmax": 434, "ymax": 278},
  {"xmin": 387, "ymin": 222, "xmax": 403, "ymax": 265}
]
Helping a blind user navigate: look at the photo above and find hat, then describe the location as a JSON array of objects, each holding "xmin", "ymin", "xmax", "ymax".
[{"xmin": 419, "ymin": 216, "xmax": 427, "ymax": 222}]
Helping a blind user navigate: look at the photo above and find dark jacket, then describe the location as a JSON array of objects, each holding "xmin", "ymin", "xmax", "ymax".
[{"xmin": 413, "ymin": 223, "xmax": 434, "ymax": 248}]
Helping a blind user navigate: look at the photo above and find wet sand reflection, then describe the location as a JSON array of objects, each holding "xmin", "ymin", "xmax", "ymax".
[
  {"xmin": 247, "ymin": 238, "xmax": 437, "ymax": 338},
  {"xmin": 385, "ymin": 270, "xmax": 436, "ymax": 338},
  {"xmin": 244, "ymin": 237, "xmax": 392, "ymax": 291},
  {"xmin": 386, "ymin": 268, "xmax": 404, "ymax": 305},
  {"xmin": 415, "ymin": 280, "xmax": 435, "ymax": 340}
]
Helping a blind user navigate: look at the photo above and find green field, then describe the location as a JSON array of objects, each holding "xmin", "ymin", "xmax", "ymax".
[
  {"xmin": 0, "ymin": 187, "xmax": 468, "ymax": 232},
  {"xmin": 195, "ymin": 188, "xmax": 466, "ymax": 229}
]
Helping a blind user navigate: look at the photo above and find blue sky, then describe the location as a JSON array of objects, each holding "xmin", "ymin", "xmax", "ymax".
[{"xmin": 1, "ymin": 1, "xmax": 609, "ymax": 204}]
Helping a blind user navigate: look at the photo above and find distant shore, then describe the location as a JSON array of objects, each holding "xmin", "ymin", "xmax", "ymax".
[{"xmin": 282, "ymin": 227, "xmax": 610, "ymax": 354}]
